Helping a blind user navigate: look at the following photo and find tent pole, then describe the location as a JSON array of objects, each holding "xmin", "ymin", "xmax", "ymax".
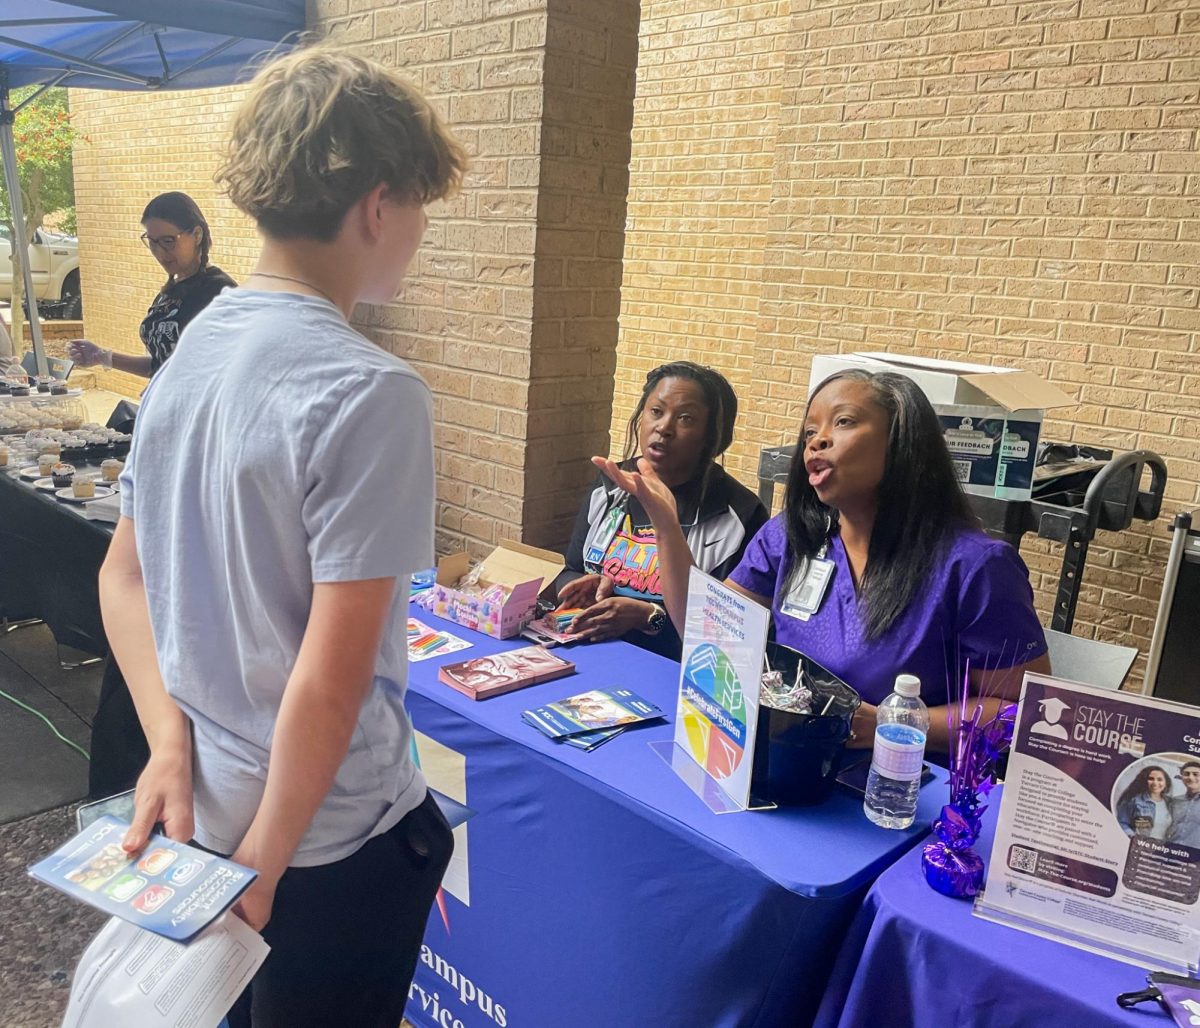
[{"xmin": 0, "ymin": 77, "xmax": 46, "ymax": 376}]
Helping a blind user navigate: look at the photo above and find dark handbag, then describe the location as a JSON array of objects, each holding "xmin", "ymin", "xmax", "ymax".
[{"xmin": 1118, "ymin": 972, "xmax": 1200, "ymax": 1026}]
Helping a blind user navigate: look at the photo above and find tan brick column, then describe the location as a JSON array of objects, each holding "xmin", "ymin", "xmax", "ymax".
[{"xmin": 315, "ymin": 0, "xmax": 638, "ymax": 556}]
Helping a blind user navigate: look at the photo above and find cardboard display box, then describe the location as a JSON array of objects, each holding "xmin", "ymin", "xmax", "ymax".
[
  {"xmin": 808, "ymin": 352, "xmax": 1076, "ymax": 501},
  {"xmin": 430, "ymin": 540, "xmax": 564, "ymax": 639}
]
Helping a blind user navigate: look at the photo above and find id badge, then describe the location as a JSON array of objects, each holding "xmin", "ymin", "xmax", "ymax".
[
  {"xmin": 584, "ymin": 505, "xmax": 625, "ymax": 568},
  {"xmin": 781, "ymin": 557, "xmax": 834, "ymax": 621}
]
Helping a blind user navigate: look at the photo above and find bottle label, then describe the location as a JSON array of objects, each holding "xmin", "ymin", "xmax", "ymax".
[{"xmin": 870, "ymin": 722, "xmax": 926, "ymax": 781}]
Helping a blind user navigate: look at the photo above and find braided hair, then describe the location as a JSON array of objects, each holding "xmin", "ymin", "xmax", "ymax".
[
  {"xmin": 623, "ymin": 361, "xmax": 739, "ymax": 499},
  {"xmin": 142, "ymin": 191, "xmax": 212, "ymax": 289}
]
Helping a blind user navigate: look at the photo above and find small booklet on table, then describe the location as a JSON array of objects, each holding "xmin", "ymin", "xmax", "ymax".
[
  {"xmin": 439, "ymin": 644, "xmax": 575, "ymax": 700},
  {"xmin": 29, "ymin": 815, "xmax": 256, "ymax": 942},
  {"xmin": 522, "ymin": 687, "xmax": 665, "ymax": 748}
]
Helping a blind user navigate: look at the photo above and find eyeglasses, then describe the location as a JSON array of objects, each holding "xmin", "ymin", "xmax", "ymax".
[{"xmin": 139, "ymin": 230, "xmax": 193, "ymax": 252}]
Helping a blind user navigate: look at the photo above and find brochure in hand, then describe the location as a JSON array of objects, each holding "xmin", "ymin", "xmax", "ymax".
[
  {"xmin": 439, "ymin": 645, "xmax": 575, "ymax": 700},
  {"xmin": 29, "ymin": 816, "xmax": 256, "ymax": 943},
  {"xmin": 523, "ymin": 687, "xmax": 665, "ymax": 740}
]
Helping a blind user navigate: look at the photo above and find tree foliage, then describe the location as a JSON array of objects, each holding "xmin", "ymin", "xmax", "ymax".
[{"xmin": 0, "ymin": 86, "xmax": 78, "ymax": 344}]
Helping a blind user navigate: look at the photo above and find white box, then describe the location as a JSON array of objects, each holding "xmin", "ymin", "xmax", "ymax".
[{"xmin": 808, "ymin": 352, "xmax": 1076, "ymax": 501}]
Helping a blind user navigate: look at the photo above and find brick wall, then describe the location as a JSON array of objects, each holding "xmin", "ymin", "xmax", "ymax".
[
  {"xmin": 529, "ymin": 0, "xmax": 639, "ymax": 545},
  {"xmin": 71, "ymin": 0, "xmax": 638, "ymax": 559},
  {"xmin": 616, "ymin": 0, "xmax": 1199, "ymax": 669},
  {"xmin": 69, "ymin": 85, "xmax": 256, "ymax": 401},
  {"xmin": 612, "ymin": 0, "xmax": 791, "ymax": 485}
]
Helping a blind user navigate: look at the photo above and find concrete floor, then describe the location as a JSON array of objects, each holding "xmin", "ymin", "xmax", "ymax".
[{"xmin": 0, "ymin": 625, "xmax": 103, "ymax": 1028}]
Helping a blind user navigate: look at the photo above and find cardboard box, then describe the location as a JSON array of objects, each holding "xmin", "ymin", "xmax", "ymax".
[
  {"xmin": 430, "ymin": 540, "xmax": 565, "ymax": 639},
  {"xmin": 808, "ymin": 352, "xmax": 1075, "ymax": 500}
]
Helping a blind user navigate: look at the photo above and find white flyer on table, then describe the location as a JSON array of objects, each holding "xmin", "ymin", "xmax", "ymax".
[
  {"xmin": 976, "ymin": 674, "xmax": 1200, "ymax": 972},
  {"xmin": 63, "ymin": 911, "xmax": 267, "ymax": 1028}
]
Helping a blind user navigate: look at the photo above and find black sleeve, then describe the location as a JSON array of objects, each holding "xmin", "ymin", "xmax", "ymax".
[
  {"xmin": 709, "ymin": 492, "xmax": 770, "ymax": 584},
  {"xmin": 552, "ymin": 473, "xmax": 605, "ymax": 598}
]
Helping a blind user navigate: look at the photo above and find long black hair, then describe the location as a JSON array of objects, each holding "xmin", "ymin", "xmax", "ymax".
[
  {"xmin": 142, "ymin": 191, "xmax": 212, "ymax": 287},
  {"xmin": 623, "ymin": 361, "xmax": 739, "ymax": 496},
  {"xmin": 1117, "ymin": 765, "xmax": 1171, "ymax": 810},
  {"xmin": 783, "ymin": 369, "xmax": 976, "ymax": 640}
]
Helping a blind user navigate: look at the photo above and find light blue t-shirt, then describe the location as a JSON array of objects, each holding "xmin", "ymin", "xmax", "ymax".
[{"xmin": 121, "ymin": 289, "xmax": 433, "ymax": 866}]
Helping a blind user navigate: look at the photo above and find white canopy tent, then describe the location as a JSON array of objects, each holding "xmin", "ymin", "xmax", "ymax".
[{"xmin": 0, "ymin": 1, "xmax": 304, "ymax": 374}]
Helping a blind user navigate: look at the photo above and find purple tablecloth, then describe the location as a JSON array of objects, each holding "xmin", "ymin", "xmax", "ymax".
[
  {"xmin": 404, "ymin": 604, "xmax": 950, "ymax": 1027},
  {"xmin": 814, "ymin": 786, "xmax": 1160, "ymax": 1028}
]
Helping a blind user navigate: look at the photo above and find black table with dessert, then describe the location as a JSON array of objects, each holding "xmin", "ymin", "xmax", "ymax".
[{"xmin": 1, "ymin": 372, "xmax": 146, "ymax": 797}]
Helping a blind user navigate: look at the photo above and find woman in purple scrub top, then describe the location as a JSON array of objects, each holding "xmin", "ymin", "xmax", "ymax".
[{"xmin": 593, "ymin": 368, "xmax": 1051, "ymax": 755}]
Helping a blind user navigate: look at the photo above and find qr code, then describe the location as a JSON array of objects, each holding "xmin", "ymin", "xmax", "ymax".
[
  {"xmin": 1009, "ymin": 845, "xmax": 1039, "ymax": 874},
  {"xmin": 952, "ymin": 460, "xmax": 971, "ymax": 483}
]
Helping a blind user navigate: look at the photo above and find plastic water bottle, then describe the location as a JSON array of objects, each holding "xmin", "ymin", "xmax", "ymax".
[{"xmin": 864, "ymin": 674, "xmax": 929, "ymax": 829}]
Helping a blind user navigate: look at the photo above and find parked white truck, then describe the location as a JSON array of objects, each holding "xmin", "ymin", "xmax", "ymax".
[{"xmin": 0, "ymin": 225, "xmax": 82, "ymax": 319}]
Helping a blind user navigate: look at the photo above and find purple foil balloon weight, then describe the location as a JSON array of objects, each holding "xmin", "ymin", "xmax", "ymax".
[
  {"xmin": 922, "ymin": 803, "xmax": 986, "ymax": 897},
  {"xmin": 923, "ymin": 661, "xmax": 1016, "ymax": 898}
]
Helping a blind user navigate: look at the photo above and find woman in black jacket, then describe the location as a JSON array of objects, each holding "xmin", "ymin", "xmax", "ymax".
[{"xmin": 555, "ymin": 361, "xmax": 768, "ymax": 660}]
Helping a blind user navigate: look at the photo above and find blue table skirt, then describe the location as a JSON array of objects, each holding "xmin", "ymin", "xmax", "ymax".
[
  {"xmin": 814, "ymin": 787, "xmax": 1156, "ymax": 1028},
  {"xmin": 404, "ymin": 607, "xmax": 948, "ymax": 1028}
]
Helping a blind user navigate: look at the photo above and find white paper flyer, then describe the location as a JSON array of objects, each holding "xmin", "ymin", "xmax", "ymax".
[
  {"xmin": 62, "ymin": 911, "xmax": 268, "ymax": 1028},
  {"xmin": 976, "ymin": 674, "xmax": 1200, "ymax": 972}
]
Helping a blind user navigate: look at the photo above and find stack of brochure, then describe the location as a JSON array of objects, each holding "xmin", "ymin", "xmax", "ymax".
[
  {"xmin": 522, "ymin": 687, "xmax": 665, "ymax": 751},
  {"xmin": 439, "ymin": 645, "xmax": 575, "ymax": 700}
]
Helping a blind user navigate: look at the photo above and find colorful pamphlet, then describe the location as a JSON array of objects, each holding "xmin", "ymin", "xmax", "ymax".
[
  {"xmin": 29, "ymin": 816, "xmax": 256, "ymax": 942},
  {"xmin": 523, "ymin": 688, "xmax": 665, "ymax": 740},
  {"xmin": 408, "ymin": 617, "xmax": 472, "ymax": 663},
  {"xmin": 438, "ymin": 645, "xmax": 575, "ymax": 700},
  {"xmin": 521, "ymin": 609, "xmax": 585, "ymax": 646},
  {"xmin": 554, "ymin": 724, "xmax": 625, "ymax": 752}
]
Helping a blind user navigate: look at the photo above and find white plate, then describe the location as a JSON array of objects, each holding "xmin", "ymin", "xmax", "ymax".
[
  {"xmin": 34, "ymin": 477, "xmax": 61, "ymax": 492},
  {"xmin": 55, "ymin": 486, "xmax": 114, "ymax": 503},
  {"xmin": 20, "ymin": 466, "xmax": 50, "ymax": 480}
]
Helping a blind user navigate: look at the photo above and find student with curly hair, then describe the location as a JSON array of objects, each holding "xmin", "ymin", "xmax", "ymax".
[{"xmin": 99, "ymin": 47, "xmax": 467, "ymax": 1027}]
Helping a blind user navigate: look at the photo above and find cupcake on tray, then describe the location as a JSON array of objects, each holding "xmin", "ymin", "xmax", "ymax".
[
  {"xmin": 100, "ymin": 458, "xmax": 124, "ymax": 483},
  {"xmin": 51, "ymin": 462, "xmax": 75, "ymax": 488},
  {"xmin": 71, "ymin": 474, "xmax": 96, "ymax": 499}
]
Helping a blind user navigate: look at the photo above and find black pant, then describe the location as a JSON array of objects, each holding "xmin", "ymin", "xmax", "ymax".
[
  {"xmin": 88, "ymin": 658, "xmax": 149, "ymax": 800},
  {"xmin": 226, "ymin": 791, "xmax": 453, "ymax": 1028}
]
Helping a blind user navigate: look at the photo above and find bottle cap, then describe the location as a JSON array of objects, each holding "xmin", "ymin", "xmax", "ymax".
[{"xmin": 894, "ymin": 674, "xmax": 921, "ymax": 698}]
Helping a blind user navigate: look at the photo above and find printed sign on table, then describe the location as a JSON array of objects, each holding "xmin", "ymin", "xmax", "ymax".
[
  {"xmin": 673, "ymin": 568, "xmax": 771, "ymax": 808},
  {"xmin": 976, "ymin": 675, "xmax": 1200, "ymax": 972}
]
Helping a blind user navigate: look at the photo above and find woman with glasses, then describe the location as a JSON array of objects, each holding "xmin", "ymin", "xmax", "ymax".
[{"xmin": 67, "ymin": 192, "xmax": 236, "ymax": 378}]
